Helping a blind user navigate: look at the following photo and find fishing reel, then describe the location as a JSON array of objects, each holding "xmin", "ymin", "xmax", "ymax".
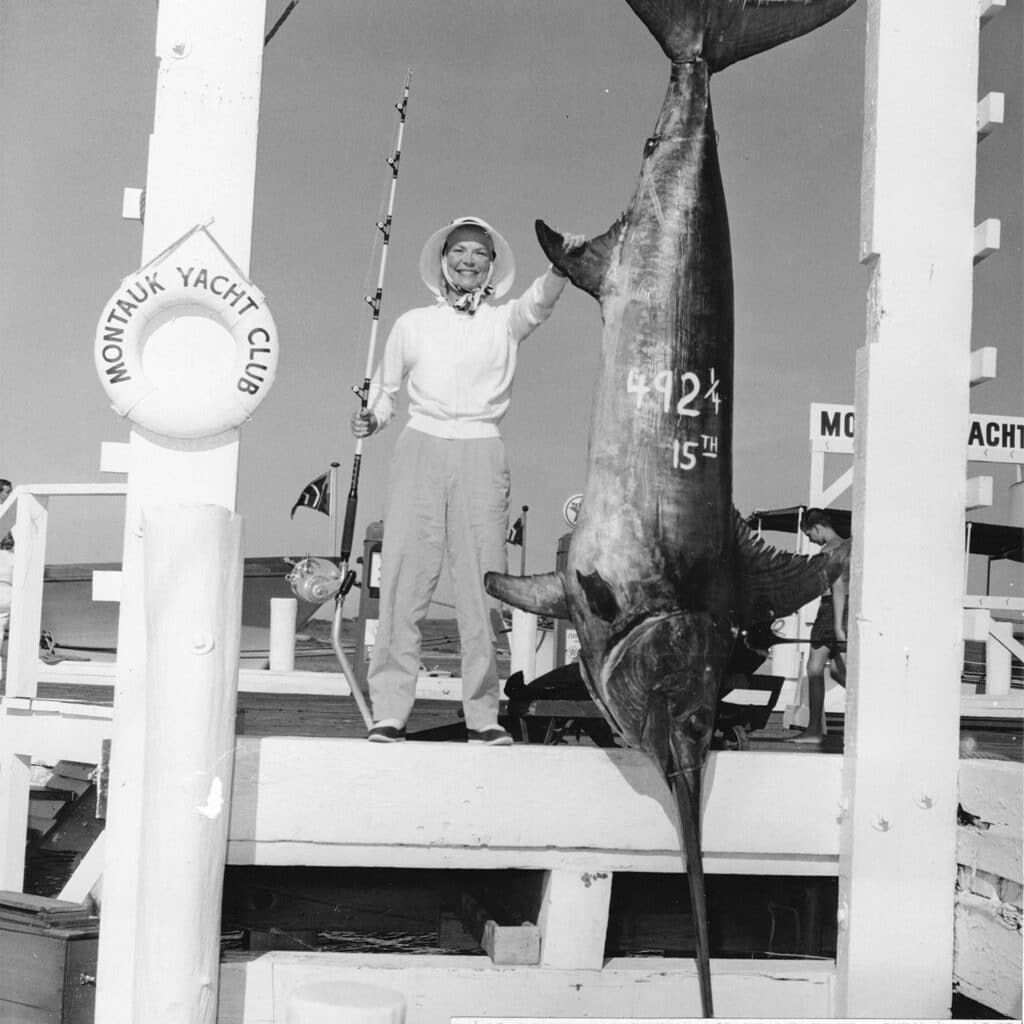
[{"xmin": 286, "ymin": 557, "xmax": 355, "ymax": 604}]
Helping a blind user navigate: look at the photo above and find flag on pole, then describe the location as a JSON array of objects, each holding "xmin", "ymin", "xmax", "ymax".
[
  {"xmin": 506, "ymin": 516, "xmax": 524, "ymax": 546},
  {"xmin": 290, "ymin": 471, "xmax": 331, "ymax": 518}
]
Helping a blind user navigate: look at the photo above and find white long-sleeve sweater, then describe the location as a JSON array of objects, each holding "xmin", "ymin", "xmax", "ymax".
[{"xmin": 368, "ymin": 269, "xmax": 567, "ymax": 439}]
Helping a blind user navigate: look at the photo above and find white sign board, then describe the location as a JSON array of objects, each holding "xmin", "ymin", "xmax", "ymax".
[{"xmin": 810, "ymin": 403, "xmax": 1023, "ymax": 464}]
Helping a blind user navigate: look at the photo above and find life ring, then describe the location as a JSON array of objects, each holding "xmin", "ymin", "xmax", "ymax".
[{"xmin": 94, "ymin": 270, "xmax": 279, "ymax": 439}]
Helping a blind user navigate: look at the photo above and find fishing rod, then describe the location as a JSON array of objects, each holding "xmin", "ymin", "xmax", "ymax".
[
  {"xmin": 338, "ymin": 68, "xmax": 411, "ymax": 593},
  {"xmin": 325, "ymin": 69, "xmax": 412, "ymax": 730}
]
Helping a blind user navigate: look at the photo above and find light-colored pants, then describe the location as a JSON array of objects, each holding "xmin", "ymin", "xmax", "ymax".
[{"xmin": 369, "ymin": 427, "xmax": 509, "ymax": 731}]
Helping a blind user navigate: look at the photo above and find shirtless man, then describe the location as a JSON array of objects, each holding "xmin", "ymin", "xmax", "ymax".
[{"xmin": 791, "ymin": 507, "xmax": 849, "ymax": 744}]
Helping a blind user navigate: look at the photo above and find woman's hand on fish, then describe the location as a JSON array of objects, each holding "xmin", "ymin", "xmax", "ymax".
[
  {"xmin": 350, "ymin": 409, "xmax": 379, "ymax": 438},
  {"xmin": 550, "ymin": 233, "xmax": 588, "ymax": 278}
]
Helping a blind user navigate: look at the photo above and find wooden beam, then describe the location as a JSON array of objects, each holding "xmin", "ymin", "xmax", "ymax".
[
  {"xmin": 537, "ymin": 868, "xmax": 612, "ymax": 969},
  {"xmin": 0, "ymin": 750, "xmax": 31, "ymax": 890},
  {"xmin": 976, "ymin": 92, "xmax": 1005, "ymax": 139},
  {"xmin": 99, "ymin": 442, "xmax": 131, "ymax": 474},
  {"xmin": 457, "ymin": 890, "xmax": 540, "ymax": 965},
  {"xmin": 979, "ymin": 0, "xmax": 1006, "ymax": 24},
  {"xmin": 227, "ymin": 740, "xmax": 843, "ymax": 875},
  {"xmin": 131, "ymin": 505, "xmax": 243, "ymax": 1024},
  {"xmin": 973, "ymin": 218, "xmax": 1001, "ymax": 263},
  {"xmin": 846, "ymin": 0, "xmax": 981, "ymax": 1015},
  {"xmin": 969, "ymin": 346, "xmax": 998, "ymax": 385},
  {"xmin": 93, "ymin": 2, "xmax": 267, "ymax": 1020},
  {"xmin": 217, "ymin": 953, "xmax": 838, "ymax": 1022},
  {"xmin": 6, "ymin": 492, "xmax": 48, "ymax": 700},
  {"xmin": 966, "ymin": 475, "xmax": 994, "ymax": 509}
]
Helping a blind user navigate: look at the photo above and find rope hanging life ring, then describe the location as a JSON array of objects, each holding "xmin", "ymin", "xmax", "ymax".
[{"xmin": 94, "ymin": 266, "xmax": 279, "ymax": 440}]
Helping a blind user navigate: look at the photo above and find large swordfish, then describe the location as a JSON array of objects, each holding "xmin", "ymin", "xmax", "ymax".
[{"xmin": 486, "ymin": 0, "xmax": 856, "ymax": 1015}]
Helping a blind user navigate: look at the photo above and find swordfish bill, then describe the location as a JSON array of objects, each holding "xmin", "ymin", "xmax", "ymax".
[{"xmin": 486, "ymin": 0, "xmax": 856, "ymax": 1016}]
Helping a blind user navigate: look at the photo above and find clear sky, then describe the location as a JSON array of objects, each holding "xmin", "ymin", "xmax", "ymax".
[{"xmin": 1, "ymin": 1, "xmax": 1021, "ymax": 610}]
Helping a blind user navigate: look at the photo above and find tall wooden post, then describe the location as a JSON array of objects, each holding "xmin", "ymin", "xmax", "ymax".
[
  {"xmin": 133, "ymin": 505, "xmax": 244, "ymax": 1022},
  {"xmin": 838, "ymin": 0, "xmax": 985, "ymax": 1015},
  {"xmin": 94, "ymin": 3, "xmax": 267, "ymax": 1022}
]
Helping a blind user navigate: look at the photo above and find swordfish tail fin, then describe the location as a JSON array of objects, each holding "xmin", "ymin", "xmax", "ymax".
[
  {"xmin": 535, "ymin": 219, "xmax": 620, "ymax": 301},
  {"xmin": 706, "ymin": 0, "xmax": 861, "ymax": 72},
  {"xmin": 484, "ymin": 570, "xmax": 570, "ymax": 619},
  {"xmin": 622, "ymin": 0, "xmax": 860, "ymax": 71}
]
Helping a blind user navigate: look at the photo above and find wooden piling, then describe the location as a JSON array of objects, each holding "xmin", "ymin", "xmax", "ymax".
[{"xmin": 132, "ymin": 504, "xmax": 243, "ymax": 1023}]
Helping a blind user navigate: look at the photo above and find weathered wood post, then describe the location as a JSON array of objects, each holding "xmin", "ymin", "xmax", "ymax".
[
  {"xmin": 133, "ymin": 504, "xmax": 243, "ymax": 1021},
  {"xmin": 93, "ymin": 2, "xmax": 268, "ymax": 1022},
  {"xmin": 839, "ymin": 0, "xmax": 995, "ymax": 1014}
]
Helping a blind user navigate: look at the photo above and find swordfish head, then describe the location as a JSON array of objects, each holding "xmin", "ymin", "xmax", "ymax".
[{"xmin": 487, "ymin": 0, "xmax": 859, "ymax": 1016}]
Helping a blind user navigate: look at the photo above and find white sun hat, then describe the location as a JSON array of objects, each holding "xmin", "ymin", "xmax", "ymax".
[{"xmin": 418, "ymin": 216, "xmax": 515, "ymax": 300}]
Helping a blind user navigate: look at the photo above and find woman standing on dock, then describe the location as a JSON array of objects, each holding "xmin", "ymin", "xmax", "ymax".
[{"xmin": 351, "ymin": 216, "xmax": 569, "ymax": 745}]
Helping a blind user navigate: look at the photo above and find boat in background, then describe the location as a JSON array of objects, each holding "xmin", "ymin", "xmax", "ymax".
[{"xmin": 38, "ymin": 557, "xmax": 333, "ymax": 664}]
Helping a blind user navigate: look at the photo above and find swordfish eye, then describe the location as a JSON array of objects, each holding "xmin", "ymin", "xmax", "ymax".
[
  {"xmin": 681, "ymin": 708, "xmax": 713, "ymax": 743},
  {"xmin": 643, "ymin": 135, "xmax": 662, "ymax": 158}
]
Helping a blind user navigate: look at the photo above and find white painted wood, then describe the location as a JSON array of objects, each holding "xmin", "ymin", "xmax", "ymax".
[
  {"xmin": 976, "ymin": 92, "xmax": 1005, "ymax": 139},
  {"xmin": 132, "ymin": 504, "xmax": 243, "ymax": 1024},
  {"xmin": 0, "ymin": 703, "xmax": 111, "ymax": 764},
  {"xmin": 510, "ymin": 609, "xmax": 538, "ymax": 681},
  {"xmin": 973, "ymin": 218, "xmax": 1001, "ymax": 262},
  {"xmin": 94, "ymin": 2, "xmax": 267, "ymax": 1020},
  {"xmin": 6, "ymin": 492, "xmax": 48, "ymax": 700},
  {"xmin": 954, "ymin": 892, "xmax": 1023, "ymax": 1018},
  {"xmin": 228, "ymin": 741, "xmax": 843, "ymax": 874},
  {"xmin": 844, "ymin": 1, "xmax": 981, "ymax": 1016},
  {"xmin": 121, "ymin": 188, "xmax": 144, "ymax": 221},
  {"xmin": 60, "ymin": 830, "xmax": 106, "ymax": 904},
  {"xmin": 217, "ymin": 954, "xmax": 837, "ymax": 1024},
  {"xmin": 969, "ymin": 345, "xmax": 998, "ymax": 384},
  {"xmin": 269, "ymin": 598, "xmax": 297, "ymax": 673},
  {"xmin": 979, "ymin": 0, "xmax": 1006, "ymax": 24},
  {"xmin": 819, "ymin": 466, "xmax": 854, "ymax": 509},
  {"xmin": 957, "ymin": 824, "xmax": 1023, "ymax": 885},
  {"xmin": 984, "ymin": 618, "xmax": 1014, "ymax": 694},
  {"xmin": 959, "ymin": 760, "xmax": 1023, "ymax": 829},
  {"xmin": 966, "ymin": 475, "xmax": 994, "ymax": 508},
  {"xmin": 0, "ymin": 750, "xmax": 30, "ymax": 890},
  {"xmin": 963, "ymin": 594, "xmax": 1024, "ymax": 611},
  {"xmin": 536, "ymin": 868, "xmax": 612, "ymax": 969},
  {"xmin": 91, "ymin": 570, "xmax": 122, "ymax": 603},
  {"xmin": 962, "ymin": 607, "xmax": 992, "ymax": 641},
  {"xmin": 100, "ymin": 441, "xmax": 131, "ymax": 474},
  {"xmin": 4, "ymin": 482, "xmax": 127, "ymax": 498},
  {"xmin": 960, "ymin": 692, "xmax": 1024, "ymax": 716}
]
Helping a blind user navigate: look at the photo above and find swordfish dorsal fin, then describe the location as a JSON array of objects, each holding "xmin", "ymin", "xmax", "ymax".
[
  {"xmin": 484, "ymin": 570, "xmax": 570, "ymax": 619},
  {"xmin": 731, "ymin": 509, "xmax": 851, "ymax": 627},
  {"xmin": 535, "ymin": 218, "xmax": 622, "ymax": 301},
  {"xmin": 706, "ymin": 0, "xmax": 861, "ymax": 73}
]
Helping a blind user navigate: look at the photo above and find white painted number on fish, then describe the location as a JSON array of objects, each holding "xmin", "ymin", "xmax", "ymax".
[
  {"xmin": 626, "ymin": 368, "xmax": 724, "ymax": 417},
  {"xmin": 672, "ymin": 434, "xmax": 719, "ymax": 471}
]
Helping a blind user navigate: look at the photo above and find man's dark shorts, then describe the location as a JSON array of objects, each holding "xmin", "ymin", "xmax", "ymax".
[{"xmin": 810, "ymin": 596, "xmax": 847, "ymax": 654}]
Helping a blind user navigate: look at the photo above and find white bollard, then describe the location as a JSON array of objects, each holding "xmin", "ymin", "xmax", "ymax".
[
  {"xmin": 269, "ymin": 597, "xmax": 297, "ymax": 672},
  {"xmin": 509, "ymin": 608, "xmax": 538, "ymax": 682},
  {"xmin": 286, "ymin": 981, "xmax": 406, "ymax": 1024}
]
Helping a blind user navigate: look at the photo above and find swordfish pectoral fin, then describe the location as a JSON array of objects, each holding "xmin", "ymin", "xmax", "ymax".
[
  {"xmin": 706, "ymin": 0, "xmax": 861, "ymax": 73},
  {"xmin": 731, "ymin": 509, "xmax": 851, "ymax": 626},
  {"xmin": 536, "ymin": 218, "xmax": 620, "ymax": 301},
  {"xmin": 484, "ymin": 570, "xmax": 570, "ymax": 619}
]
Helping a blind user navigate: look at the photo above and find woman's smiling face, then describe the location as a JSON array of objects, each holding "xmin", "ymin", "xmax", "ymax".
[{"xmin": 443, "ymin": 227, "xmax": 494, "ymax": 293}]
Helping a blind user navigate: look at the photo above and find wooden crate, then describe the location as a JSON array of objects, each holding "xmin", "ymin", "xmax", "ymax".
[{"xmin": 0, "ymin": 892, "xmax": 98, "ymax": 1024}]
